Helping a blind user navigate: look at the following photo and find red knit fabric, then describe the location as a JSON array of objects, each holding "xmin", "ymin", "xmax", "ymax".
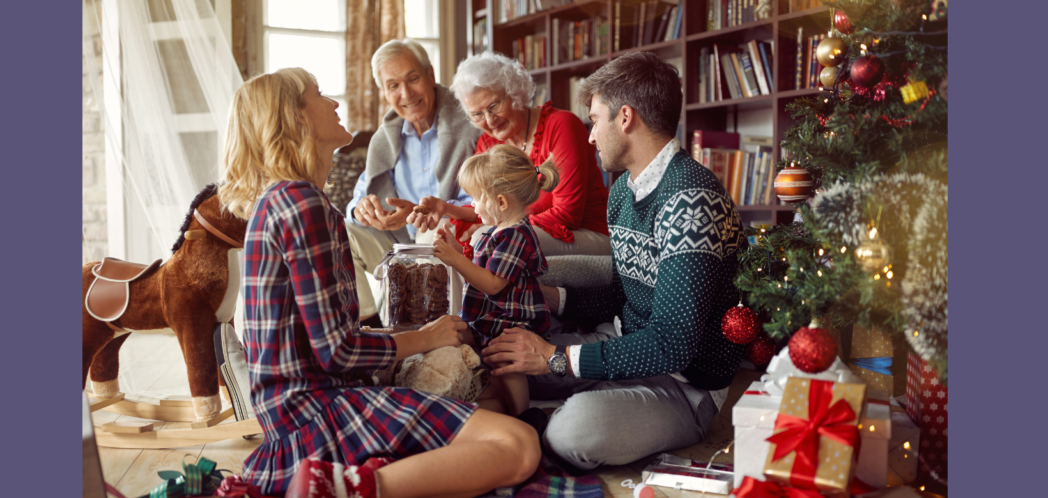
[{"xmin": 475, "ymin": 101, "xmax": 609, "ymax": 243}]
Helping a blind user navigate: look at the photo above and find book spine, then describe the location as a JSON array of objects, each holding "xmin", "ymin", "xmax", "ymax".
[
  {"xmin": 749, "ymin": 40, "xmax": 770, "ymax": 95},
  {"xmin": 730, "ymin": 52, "xmax": 747, "ymax": 98},
  {"xmin": 713, "ymin": 45, "xmax": 722, "ymax": 101},
  {"xmin": 758, "ymin": 41, "xmax": 774, "ymax": 91},
  {"xmin": 739, "ymin": 52, "xmax": 760, "ymax": 96},
  {"xmin": 795, "ymin": 28, "xmax": 803, "ymax": 90},
  {"xmin": 614, "ymin": 2, "xmax": 621, "ymax": 52}
]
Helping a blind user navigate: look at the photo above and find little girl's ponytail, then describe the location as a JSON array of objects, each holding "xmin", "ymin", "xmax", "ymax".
[{"xmin": 536, "ymin": 156, "xmax": 560, "ymax": 193}]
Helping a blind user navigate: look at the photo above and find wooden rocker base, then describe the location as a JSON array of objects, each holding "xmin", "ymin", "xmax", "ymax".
[
  {"xmin": 91, "ymin": 394, "xmax": 199, "ymax": 422},
  {"xmin": 95, "ymin": 418, "xmax": 263, "ymax": 449}
]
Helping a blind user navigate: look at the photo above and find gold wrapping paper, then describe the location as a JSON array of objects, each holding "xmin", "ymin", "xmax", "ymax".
[
  {"xmin": 849, "ymin": 325, "xmax": 895, "ymax": 396},
  {"xmin": 764, "ymin": 378, "xmax": 867, "ymax": 497}
]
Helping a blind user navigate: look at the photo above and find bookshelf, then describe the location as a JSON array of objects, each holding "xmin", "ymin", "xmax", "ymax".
[{"xmin": 467, "ymin": 0, "xmax": 834, "ymax": 225}]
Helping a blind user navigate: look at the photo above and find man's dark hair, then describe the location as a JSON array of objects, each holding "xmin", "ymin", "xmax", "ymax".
[{"xmin": 577, "ymin": 51, "xmax": 682, "ymax": 138}]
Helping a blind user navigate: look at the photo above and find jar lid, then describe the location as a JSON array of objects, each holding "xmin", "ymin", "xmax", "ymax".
[{"xmin": 392, "ymin": 243, "xmax": 435, "ymax": 255}]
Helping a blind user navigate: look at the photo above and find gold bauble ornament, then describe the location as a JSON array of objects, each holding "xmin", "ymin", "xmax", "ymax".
[
  {"xmin": 820, "ymin": 66, "xmax": 839, "ymax": 87},
  {"xmin": 816, "ymin": 37, "xmax": 849, "ymax": 67},
  {"xmin": 855, "ymin": 239, "xmax": 893, "ymax": 272}
]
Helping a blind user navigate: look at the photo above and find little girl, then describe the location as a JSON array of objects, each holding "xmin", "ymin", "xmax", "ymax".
[{"xmin": 431, "ymin": 144, "xmax": 560, "ymax": 416}]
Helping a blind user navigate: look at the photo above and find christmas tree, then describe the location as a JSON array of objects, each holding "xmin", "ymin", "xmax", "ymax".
[{"xmin": 736, "ymin": 0, "xmax": 948, "ymax": 379}]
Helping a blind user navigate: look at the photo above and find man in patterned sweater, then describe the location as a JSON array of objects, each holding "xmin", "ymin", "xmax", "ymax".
[{"xmin": 482, "ymin": 52, "xmax": 745, "ymax": 469}]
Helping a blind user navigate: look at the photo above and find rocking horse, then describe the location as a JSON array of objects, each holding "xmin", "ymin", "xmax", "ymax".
[{"xmin": 83, "ymin": 184, "xmax": 261, "ymax": 448}]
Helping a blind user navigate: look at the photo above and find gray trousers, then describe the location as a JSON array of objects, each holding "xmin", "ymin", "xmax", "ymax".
[{"xmin": 528, "ymin": 327, "xmax": 720, "ymax": 470}]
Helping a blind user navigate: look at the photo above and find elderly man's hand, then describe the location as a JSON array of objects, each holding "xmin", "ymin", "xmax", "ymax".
[
  {"xmin": 355, "ymin": 195, "xmax": 415, "ymax": 231},
  {"xmin": 481, "ymin": 328, "xmax": 558, "ymax": 376},
  {"xmin": 406, "ymin": 196, "xmax": 448, "ymax": 233}
]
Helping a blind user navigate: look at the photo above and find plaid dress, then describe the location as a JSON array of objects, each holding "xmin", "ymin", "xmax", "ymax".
[
  {"xmin": 240, "ymin": 181, "xmax": 476, "ymax": 495},
  {"xmin": 462, "ymin": 216, "xmax": 550, "ymax": 346}
]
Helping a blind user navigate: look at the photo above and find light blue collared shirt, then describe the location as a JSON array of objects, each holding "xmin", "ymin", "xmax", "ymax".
[{"xmin": 347, "ymin": 111, "xmax": 472, "ymax": 238}]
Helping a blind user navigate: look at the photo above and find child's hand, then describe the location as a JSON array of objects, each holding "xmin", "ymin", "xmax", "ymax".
[{"xmin": 432, "ymin": 223, "xmax": 464, "ymax": 263}]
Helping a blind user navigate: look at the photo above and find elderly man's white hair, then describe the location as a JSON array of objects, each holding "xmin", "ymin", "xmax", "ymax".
[
  {"xmin": 371, "ymin": 39, "xmax": 433, "ymax": 89},
  {"xmin": 450, "ymin": 52, "xmax": 534, "ymax": 112}
]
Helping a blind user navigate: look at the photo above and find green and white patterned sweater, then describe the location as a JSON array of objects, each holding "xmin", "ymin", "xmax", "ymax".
[{"xmin": 566, "ymin": 147, "xmax": 746, "ymax": 391}]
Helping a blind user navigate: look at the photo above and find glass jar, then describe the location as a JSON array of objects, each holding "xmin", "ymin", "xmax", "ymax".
[{"xmin": 375, "ymin": 244, "xmax": 456, "ymax": 329}]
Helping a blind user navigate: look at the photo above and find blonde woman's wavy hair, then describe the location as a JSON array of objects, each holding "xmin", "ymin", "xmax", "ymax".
[
  {"xmin": 458, "ymin": 144, "xmax": 560, "ymax": 209},
  {"xmin": 219, "ymin": 68, "xmax": 322, "ymax": 220}
]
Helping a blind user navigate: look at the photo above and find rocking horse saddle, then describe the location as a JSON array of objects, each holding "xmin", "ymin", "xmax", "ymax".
[{"xmin": 85, "ymin": 257, "xmax": 162, "ymax": 323}]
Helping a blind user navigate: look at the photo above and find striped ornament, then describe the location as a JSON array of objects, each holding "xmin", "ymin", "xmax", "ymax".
[{"xmin": 774, "ymin": 165, "xmax": 815, "ymax": 203}]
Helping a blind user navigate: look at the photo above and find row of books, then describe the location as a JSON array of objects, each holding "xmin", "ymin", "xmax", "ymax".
[
  {"xmin": 691, "ymin": 131, "xmax": 781, "ymax": 206},
  {"xmin": 552, "ymin": 16, "xmax": 610, "ymax": 65},
  {"xmin": 706, "ymin": 0, "xmax": 772, "ymax": 32},
  {"xmin": 512, "ymin": 34, "xmax": 548, "ymax": 70},
  {"xmin": 795, "ymin": 29, "xmax": 827, "ymax": 90},
  {"xmin": 612, "ymin": 0, "xmax": 683, "ymax": 52},
  {"xmin": 567, "ymin": 76, "xmax": 589, "ymax": 122},
  {"xmin": 497, "ymin": 0, "xmax": 570, "ymax": 24},
  {"xmin": 472, "ymin": 18, "xmax": 489, "ymax": 55},
  {"xmin": 697, "ymin": 41, "xmax": 775, "ymax": 103}
]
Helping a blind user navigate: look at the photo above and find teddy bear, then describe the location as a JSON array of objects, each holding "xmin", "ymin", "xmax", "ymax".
[{"xmin": 366, "ymin": 332, "xmax": 487, "ymax": 403}]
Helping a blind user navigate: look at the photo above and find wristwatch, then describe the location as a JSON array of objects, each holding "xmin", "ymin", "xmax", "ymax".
[{"xmin": 547, "ymin": 344, "xmax": 567, "ymax": 377}]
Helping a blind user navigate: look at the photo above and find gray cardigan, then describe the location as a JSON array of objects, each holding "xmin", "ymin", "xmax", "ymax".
[{"xmin": 359, "ymin": 84, "xmax": 483, "ymax": 243}]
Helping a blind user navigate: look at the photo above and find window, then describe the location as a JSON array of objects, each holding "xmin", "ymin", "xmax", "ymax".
[
  {"xmin": 404, "ymin": 0, "xmax": 441, "ymax": 84},
  {"xmin": 263, "ymin": 0, "xmax": 348, "ymax": 127}
]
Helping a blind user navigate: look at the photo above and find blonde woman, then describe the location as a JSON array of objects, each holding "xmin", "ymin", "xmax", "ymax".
[{"xmin": 219, "ymin": 68, "xmax": 539, "ymax": 497}]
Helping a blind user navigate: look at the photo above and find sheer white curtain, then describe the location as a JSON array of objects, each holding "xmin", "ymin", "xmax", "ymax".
[{"xmin": 82, "ymin": 0, "xmax": 243, "ymax": 398}]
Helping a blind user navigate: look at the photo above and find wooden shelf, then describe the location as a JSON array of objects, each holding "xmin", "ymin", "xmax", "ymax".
[
  {"xmin": 476, "ymin": 1, "xmax": 833, "ymax": 225},
  {"xmin": 686, "ymin": 95, "xmax": 774, "ymax": 112},
  {"xmin": 685, "ymin": 19, "xmax": 774, "ymax": 43}
]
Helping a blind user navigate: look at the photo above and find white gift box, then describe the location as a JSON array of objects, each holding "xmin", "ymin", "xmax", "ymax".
[{"xmin": 732, "ymin": 381, "xmax": 918, "ymax": 489}]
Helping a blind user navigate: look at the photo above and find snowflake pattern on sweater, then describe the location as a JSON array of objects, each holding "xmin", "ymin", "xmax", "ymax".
[{"xmin": 572, "ymin": 147, "xmax": 746, "ymax": 391}]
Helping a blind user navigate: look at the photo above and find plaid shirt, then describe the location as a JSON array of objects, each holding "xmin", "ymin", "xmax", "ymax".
[
  {"xmin": 461, "ymin": 216, "xmax": 550, "ymax": 345},
  {"xmin": 242, "ymin": 181, "xmax": 397, "ymax": 438}
]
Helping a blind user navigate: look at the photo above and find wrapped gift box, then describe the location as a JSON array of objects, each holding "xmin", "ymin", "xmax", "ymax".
[
  {"xmin": 762, "ymin": 378, "xmax": 866, "ymax": 497},
  {"xmin": 905, "ymin": 352, "xmax": 948, "ymax": 482},
  {"xmin": 640, "ymin": 453, "xmax": 734, "ymax": 494},
  {"xmin": 848, "ymin": 325, "xmax": 895, "ymax": 396},
  {"xmin": 733, "ymin": 381, "xmax": 914, "ymax": 490}
]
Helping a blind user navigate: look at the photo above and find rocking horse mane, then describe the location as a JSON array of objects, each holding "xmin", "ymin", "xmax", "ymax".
[{"xmin": 171, "ymin": 183, "xmax": 220, "ymax": 253}]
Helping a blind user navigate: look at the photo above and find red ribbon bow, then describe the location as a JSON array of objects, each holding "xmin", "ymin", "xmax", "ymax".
[
  {"xmin": 764, "ymin": 379, "xmax": 860, "ymax": 490},
  {"xmin": 732, "ymin": 476, "xmax": 824, "ymax": 498}
]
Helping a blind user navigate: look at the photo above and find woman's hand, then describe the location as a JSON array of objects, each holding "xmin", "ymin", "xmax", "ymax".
[
  {"xmin": 406, "ymin": 196, "xmax": 448, "ymax": 233},
  {"xmin": 457, "ymin": 223, "xmax": 482, "ymax": 244},
  {"xmin": 419, "ymin": 315, "xmax": 468, "ymax": 351},
  {"xmin": 432, "ymin": 223, "xmax": 465, "ymax": 264}
]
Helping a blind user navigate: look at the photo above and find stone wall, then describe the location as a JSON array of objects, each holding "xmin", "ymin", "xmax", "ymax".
[{"xmin": 82, "ymin": 0, "xmax": 107, "ymax": 264}]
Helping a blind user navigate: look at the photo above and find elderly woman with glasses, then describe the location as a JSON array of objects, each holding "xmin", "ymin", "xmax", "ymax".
[{"xmin": 408, "ymin": 52, "xmax": 611, "ymax": 257}]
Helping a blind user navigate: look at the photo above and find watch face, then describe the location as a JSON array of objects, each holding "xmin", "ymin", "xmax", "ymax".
[{"xmin": 549, "ymin": 354, "xmax": 567, "ymax": 375}]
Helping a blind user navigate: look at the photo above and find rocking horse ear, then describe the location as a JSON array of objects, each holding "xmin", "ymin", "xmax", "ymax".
[{"xmin": 184, "ymin": 229, "xmax": 207, "ymax": 240}]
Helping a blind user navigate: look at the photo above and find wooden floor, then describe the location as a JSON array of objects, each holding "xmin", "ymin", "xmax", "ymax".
[{"xmin": 95, "ymin": 368, "xmax": 764, "ymax": 498}]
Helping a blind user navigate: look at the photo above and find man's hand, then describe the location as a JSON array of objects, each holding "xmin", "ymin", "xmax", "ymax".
[
  {"xmin": 481, "ymin": 328, "xmax": 558, "ymax": 376},
  {"xmin": 406, "ymin": 196, "xmax": 447, "ymax": 233},
  {"xmin": 353, "ymin": 194, "xmax": 388, "ymax": 228},
  {"xmin": 432, "ymin": 223, "xmax": 464, "ymax": 265},
  {"xmin": 540, "ymin": 285, "xmax": 560, "ymax": 314},
  {"xmin": 354, "ymin": 195, "xmax": 415, "ymax": 231}
]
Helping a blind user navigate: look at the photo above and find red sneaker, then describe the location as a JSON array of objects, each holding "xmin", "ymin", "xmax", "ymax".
[{"xmin": 284, "ymin": 458, "xmax": 377, "ymax": 498}]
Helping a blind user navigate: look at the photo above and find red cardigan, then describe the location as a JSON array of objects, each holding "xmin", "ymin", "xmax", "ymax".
[{"xmin": 475, "ymin": 101, "xmax": 610, "ymax": 243}]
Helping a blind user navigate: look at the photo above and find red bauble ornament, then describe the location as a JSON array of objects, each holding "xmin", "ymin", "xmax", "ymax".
[
  {"xmin": 722, "ymin": 304, "xmax": 761, "ymax": 345},
  {"xmin": 787, "ymin": 325, "xmax": 838, "ymax": 373},
  {"xmin": 773, "ymin": 164, "xmax": 815, "ymax": 203},
  {"xmin": 745, "ymin": 333, "xmax": 777, "ymax": 366},
  {"xmin": 834, "ymin": 10, "xmax": 855, "ymax": 34},
  {"xmin": 850, "ymin": 55, "xmax": 885, "ymax": 88}
]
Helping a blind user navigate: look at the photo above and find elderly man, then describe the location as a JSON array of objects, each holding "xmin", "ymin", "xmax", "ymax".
[
  {"xmin": 347, "ymin": 39, "xmax": 482, "ymax": 326},
  {"xmin": 481, "ymin": 52, "xmax": 746, "ymax": 470}
]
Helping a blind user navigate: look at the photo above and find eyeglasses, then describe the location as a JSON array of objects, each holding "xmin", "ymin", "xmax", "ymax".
[{"xmin": 468, "ymin": 95, "xmax": 509, "ymax": 123}]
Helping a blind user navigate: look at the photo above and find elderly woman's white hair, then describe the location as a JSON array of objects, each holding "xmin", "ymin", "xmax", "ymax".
[
  {"xmin": 371, "ymin": 39, "xmax": 433, "ymax": 89},
  {"xmin": 450, "ymin": 52, "xmax": 534, "ymax": 112}
]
